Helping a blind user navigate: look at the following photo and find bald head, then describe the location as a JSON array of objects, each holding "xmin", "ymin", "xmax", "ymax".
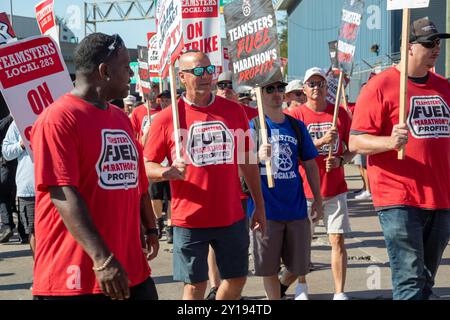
[{"xmin": 179, "ymin": 50, "xmax": 211, "ymax": 70}]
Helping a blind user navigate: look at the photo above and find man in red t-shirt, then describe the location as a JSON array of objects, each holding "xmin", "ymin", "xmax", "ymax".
[
  {"xmin": 31, "ymin": 33, "xmax": 159, "ymax": 300},
  {"xmin": 287, "ymin": 67, "xmax": 354, "ymax": 300},
  {"xmin": 130, "ymin": 82, "xmax": 162, "ymax": 144},
  {"xmin": 349, "ymin": 18, "xmax": 450, "ymax": 300},
  {"xmin": 144, "ymin": 50, "xmax": 266, "ymax": 300}
]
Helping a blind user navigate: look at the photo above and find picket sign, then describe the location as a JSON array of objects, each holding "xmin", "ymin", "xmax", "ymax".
[
  {"xmin": 327, "ymin": 72, "xmax": 344, "ymax": 172},
  {"xmin": 255, "ymin": 87, "xmax": 274, "ymax": 188},
  {"xmin": 387, "ymin": 1, "xmax": 429, "ymax": 159},
  {"xmin": 169, "ymin": 65, "xmax": 182, "ymax": 159}
]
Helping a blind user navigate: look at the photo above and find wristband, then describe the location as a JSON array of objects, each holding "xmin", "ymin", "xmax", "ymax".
[{"xmin": 92, "ymin": 253, "xmax": 114, "ymax": 271}]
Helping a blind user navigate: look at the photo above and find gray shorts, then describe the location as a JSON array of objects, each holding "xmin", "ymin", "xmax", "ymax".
[
  {"xmin": 353, "ymin": 154, "xmax": 367, "ymax": 168},
  {"xmin": 308, "ymin": 193, "xmax": 351, "ymax": 234},
  {"xmin": 173, "ymin": 218, "xmax": 249, "ymax": 284},
  {"xmin": 251, "ymin": 218, "xmax": 311, "ymax": 277},
  {"xmin": 18, "ymin": 197, "xmax": 35, "ymax": 235}
]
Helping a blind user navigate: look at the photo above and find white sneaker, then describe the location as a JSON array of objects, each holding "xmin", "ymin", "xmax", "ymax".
[
  {"xmin": 354, "ymin": 190, "xmax": 372, "ymax": 200},
  {"xmin": 333, "ymin": 292, "xmax": 349, "ymax": 300},
  {"xmin": 295, "ymin": 283, "xmax": 309, "ymax": 300}
]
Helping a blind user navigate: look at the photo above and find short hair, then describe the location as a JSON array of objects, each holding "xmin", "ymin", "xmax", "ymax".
[{"xmin": 74, "ymin": 33, "xmax": 120, "ymax": 74}]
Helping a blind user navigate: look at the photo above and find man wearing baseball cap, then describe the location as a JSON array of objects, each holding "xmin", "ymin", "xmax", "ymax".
[
  {"xmin": 350, "ymin": 17, "xmax": 450, "ymax": 300},
  {"xmin": 286, "ymin": 66, "xmax": 355, "ymax": 300},
  {"xmin": 285, "ymin": 79, "xmax": 307, "ymax": 109}
]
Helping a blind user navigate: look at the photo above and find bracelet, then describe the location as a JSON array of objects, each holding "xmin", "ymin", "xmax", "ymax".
[{"xmin": 92, "ymin": 253, "xmax": 114, "ymax": 272}]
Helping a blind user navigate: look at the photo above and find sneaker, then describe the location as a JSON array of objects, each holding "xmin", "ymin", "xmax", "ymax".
[
  {"xmin": 206, "ymin": 287, "xmax": 218, "ymax": 300},
  {"xmin": 166, "ymin": 226, "xmax": 173, "ymax": 244},
  {"xmin": 20, "ymin": 236, "xmax": 30, "ymax": 244},
  {"xmin": 428, "ymin": 293, "xmax": 441, "ymax": 300},
  {"xmin": 354, "ymin": 190, "xmax": 372, "ymax": 200},
  {"xmin": 295, "ymin": 283, "xmax": 309, "ymax": 300},
  {"xmin": 0, "ymin": 227, "xmax": 14, "ymax": 243},
  {"xmin": 333, "ymin": 292, "xmax": 349, "ymax": 300}
]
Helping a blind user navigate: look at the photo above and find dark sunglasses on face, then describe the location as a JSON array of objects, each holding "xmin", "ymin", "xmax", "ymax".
[
  {"xmin": 182, "ymin": 65, "xmax": 216, "ymax": 77},
  {"xmin": 217, "ymin": 82, "xmax": 233, "ymax": 90},
  {"xmin": 105, "ymin": 34, "xmax": 125, "ymax": 60},
  {"xmin": 305, "ymin": 80, "xmax": 327, "ymax": 88},
  {"xmin": 264, "ymin": 84, "xmax": 286, "ymax": 94},
  {"xmin": 418, "ymin": 39, "xmax": 440, "ymax": 49},
  {"xmin": 294, "ymin": 91, "xmax": 305, "ymax": 97}
]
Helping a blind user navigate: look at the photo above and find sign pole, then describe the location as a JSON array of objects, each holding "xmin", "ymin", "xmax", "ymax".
[
  {"xmin": 327, "ymin": 71, "xmax": 344, "ymax": 172},
  {"xmin": 169, "ymin": 63, "xmax": 182, "ymax": 159},
  {"xmin": 397, "ymin": 8, "xmax": 410, "ymax": 160},
  {"xmin": 255, "ymin": 87, "xmax": 274, "ymax": 188}
]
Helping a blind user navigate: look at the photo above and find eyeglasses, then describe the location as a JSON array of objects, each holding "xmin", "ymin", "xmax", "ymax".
[
  {"xmin": 105, "ymin": 34, "xmax": 125, "ymax": 60},
  {"xmin": 418, "ymin": 39, "xmax": 441, "ymax": 49},
  {"xmin": 181, "ymin": 65, "xmax": 216, "ymax": 77},
  {"xmin": 305, "ymin": 80, "xmax": 327, "ymax": 88},
  {"xmin": 264, "ymin": 84, "xmax": 286, "ymax": 94},
  {"xmin": 294, "ymin": 91, "xmax": 305, "ymax": 97},
  {"xmin": 217, "ymin": 82, "xmax": 233, "ymax": 90}
]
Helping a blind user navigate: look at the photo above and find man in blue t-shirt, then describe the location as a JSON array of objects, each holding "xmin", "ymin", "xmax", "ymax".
[{"xmin": 248, "ymin": 80, "xmax": 323, "ymax": 300}]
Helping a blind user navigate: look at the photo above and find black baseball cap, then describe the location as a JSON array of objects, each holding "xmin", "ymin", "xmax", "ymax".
[{"xmin": 410, "ymin": 18, "xmax": 450, "ymax": 43}]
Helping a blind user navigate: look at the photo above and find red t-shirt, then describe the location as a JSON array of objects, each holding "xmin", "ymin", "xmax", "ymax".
[
  {"xmin": 242, "ymin": 104, "xmax": 259, "ymax": 120},
  {"xmin": 130, "ymin": 104, "xmax": 162, "ymax": 142},
  {"xmin": 290, "ymin": 103, "xmax": 351, "ymax": 198},
  {"xmin": 31, "ymin": 93, "xmax": 150, "ymax": 296},
  {"xmin": 143, "ymin": 95, "xmax": 250, "ymax": 228},
  {"xmin": 351, "ymin": 67, "xmax": 450, "ymax": 209}
]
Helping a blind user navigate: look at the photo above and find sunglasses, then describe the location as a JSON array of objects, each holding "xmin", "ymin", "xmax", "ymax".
[
  {"xmin": 217, "ymin": 82, "xmax": 233, "ymax": 90},
  {"xmin": 264, "ymin": 84, "xmax": 286, "ymax": 94},
  {"xmin": 294, "ymin": 91, "xmax": 305, "ymax": 97},
  {"xmin": 305, "ymin": 80, "xmax": 327, "ymax": 88},
  {"xmin": 182, "ymin": 65, "xmax": 216, "ymax": 77},
  {"xmin": 105, "ymin": 34, "xmax": 125, "ymax": 60},
  {"xmin": 418, "ymin": 39, "xmax": 441, "ymax": 49}
]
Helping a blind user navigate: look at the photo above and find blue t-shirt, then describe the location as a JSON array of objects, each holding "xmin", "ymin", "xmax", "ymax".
[{"xmin": 247, "ymin": 115, "xmax": 318, "ymax": 221}]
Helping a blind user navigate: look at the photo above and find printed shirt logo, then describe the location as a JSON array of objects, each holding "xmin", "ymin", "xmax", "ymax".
[
  {"xmin": 186, "ymin": 121, "xmax": 235, "ymax": 167},
  {"xmin": 96, "ymin": 130, "xmax": 139, "ymax": 190},
  {"xmin": 307, "ymin": 122, "xmax": 339, "ymax": 155},
  {"xmin": 268, "ymin": 135, "xmax": 298, "ymax": 180},
  {"xmin": 407, "ymin": 96, "xmax": 450, "ymax": 139}
]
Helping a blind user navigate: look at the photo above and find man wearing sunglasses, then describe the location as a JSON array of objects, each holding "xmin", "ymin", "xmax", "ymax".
[
  {"xmin": 31, "ymin": 33, "xmax": 159, "ymax": 300},
  {"xmin": 248, "ymin": 80, "xmax": 322, "ymax": 300},
  {"xmin": 287, "ymin": 67, "xmax": 354, "ymax": 300},
  {"xmin": 350, "ymin": 17, "xmax": 450, "ymax": 300},
  {"xmin": 144, "ymin": 50, "xmax": 266, "ymax": 300}
]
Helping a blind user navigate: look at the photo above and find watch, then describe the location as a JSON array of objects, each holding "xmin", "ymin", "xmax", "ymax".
[{"xmin": 145, "ymin": 228, "xmax": 159, "ymax": 236}]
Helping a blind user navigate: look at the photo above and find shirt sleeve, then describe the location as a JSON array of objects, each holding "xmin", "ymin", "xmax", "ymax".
[
  {"xmin": 2, "ymin": 122, "xmax": 24, "ymax": 161},
  {"xmin": 350, "ymin": 83, "xmax": 386, "ymax": 135},
  {"xmin": 32, "ymin": 120, "xmax": 80, "ymax": 192},
  {"xmin": 136, "ymin": 143, "xmax": 149, "ymax": 196},
  {"xmin": 299, "ymin": 120, "xmax": 318, "ymax": 162},
  {"xmin": 143, "ymin": 110, "xmax": 169, "ymax": 164}
]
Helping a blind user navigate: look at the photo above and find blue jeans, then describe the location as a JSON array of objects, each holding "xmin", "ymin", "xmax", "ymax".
[{"xmin": 378, "ymin": 207, "xmax": 450, "ymax": 300}]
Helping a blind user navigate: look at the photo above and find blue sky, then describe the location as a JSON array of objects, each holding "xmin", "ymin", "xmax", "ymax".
[
  {"xmin": 1, "ymin": 1, "xmax": 286, "ymax": 49},
  {"xmin": 0, "ymin": 0, "xmax": 157, "ymax": 48}
]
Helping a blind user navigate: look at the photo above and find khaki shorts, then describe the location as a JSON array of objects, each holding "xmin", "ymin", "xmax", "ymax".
[
  {"xmin": 308, "ymin": 193, "xmax": 351, "ymax": 234},
  {"xmin": 251, "ymin": 219, "xmax": 311, "ymax": 277}
]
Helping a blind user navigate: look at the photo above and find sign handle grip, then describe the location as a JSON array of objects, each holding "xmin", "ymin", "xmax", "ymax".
[
  {"xmin": 327, "ymin": 71, "xmax": 344, "ymax": 172},
  {"xmin": 255, "ymin": 87, "xmax": 274, "ymax": 188},
  {"xmin": 169, "ymin": 64, "xmax": 182, "ymax": 160},
  {"xmin": 398, "ymin": 8, "xmax": 410, "ymax": 160}
]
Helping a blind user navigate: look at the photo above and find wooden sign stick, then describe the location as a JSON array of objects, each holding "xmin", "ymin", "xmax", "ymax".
[
  {"xmin": 255, "ymin": 86, "xmax": 274, "ymax": 188},
  {"xmin": 327, "ymin": 71, "xmax": 344, "ymax": 172},
  {"xmin": 398, "ymin": 8, "xmax": 410, "ymax": 160},
  {"xmin": 169, "ymin": 64, "xmax": 182, "ymax": 159}
]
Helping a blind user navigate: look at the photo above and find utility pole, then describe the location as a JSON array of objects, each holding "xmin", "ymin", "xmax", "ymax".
[{"xmin": 9, "ymin": 0, "xmax": 13, "ymax": 27}]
